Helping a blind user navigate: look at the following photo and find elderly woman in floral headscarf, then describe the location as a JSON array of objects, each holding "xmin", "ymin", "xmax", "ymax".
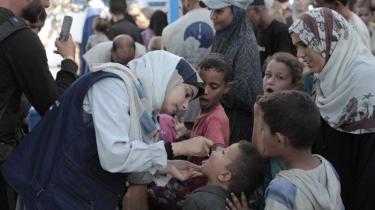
[
  {"xmin": 290, "ymin": 8, "xmax": 375, "ymax": 209},
  {"xmin": 199, "ymin": 0, "xmax": 263, "ymax": 144}
]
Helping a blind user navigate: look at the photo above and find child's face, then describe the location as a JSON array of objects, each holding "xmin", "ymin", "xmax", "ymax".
[
  {"xmin": 294, "ymin": 0, "xmax": 310, "ymax": 12},
  {"xmin": 161, "ymin": 83, "xmax": 198, "ymax": 115},
  {"xmin": 263, "ymin": 60, "xmax": 296, "ymax": 94},
  {"xmin": 260, "ymin": 112, "xmax": 281, "ymax": 157},
  {"xmin": 356, "ymin": 7, "xmax": 373, "ymax": 25},
  {"xmin": 198, "ymin": 68, "xmax": 230, "ymax": 112},
  {"xmin": 201, "ymin": 143, "xmax": 240, "ymax": 178}
]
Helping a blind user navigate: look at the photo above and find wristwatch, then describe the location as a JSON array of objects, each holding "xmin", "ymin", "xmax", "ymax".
[{"xmin": 63, "ymin": 56, "xmax": 75, "ymax": 61}]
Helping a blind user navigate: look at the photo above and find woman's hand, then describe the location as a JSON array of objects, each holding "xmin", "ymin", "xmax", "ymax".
[
  {"xmin": 172, "ymin": 116, "xmax": 187, "ymax": 139},
  {"xmin": 171, "ymin": 136, "xmax": 213, "ymax": 157},
  {"xmin": 226, "ymin": 192, "xmax": 251, "ymax": 210},
  {"xmin": 159, "ymin": 160, "xmax": 204, "ymax": 181}
]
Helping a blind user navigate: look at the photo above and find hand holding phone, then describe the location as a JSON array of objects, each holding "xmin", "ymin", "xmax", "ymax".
[
  {"xmin": 59, "ymin": 16, "xmax": 73, "ymax": 43},
  {"xmin": 54, "ymin": 15, "xmax": 75, "ymax": 58}
]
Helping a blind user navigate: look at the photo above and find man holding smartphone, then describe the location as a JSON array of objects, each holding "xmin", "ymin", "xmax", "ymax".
[{"xmin": 0, "ymin": 0, "xmax": 78, "ymax": 209}]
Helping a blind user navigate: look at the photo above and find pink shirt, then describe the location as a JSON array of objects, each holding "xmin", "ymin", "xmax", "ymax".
[
  {"xmin": 158, "ymin": 114, "xmax": 177, "ymax": 143},
  {"xmin": 190, "ymin": 105, "xmax": 230, "ymax": 147}
]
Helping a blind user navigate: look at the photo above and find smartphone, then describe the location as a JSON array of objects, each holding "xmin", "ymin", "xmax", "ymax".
[{"xmin": 59, "ymin": 16, "xmax": 73, "ymax": 43}]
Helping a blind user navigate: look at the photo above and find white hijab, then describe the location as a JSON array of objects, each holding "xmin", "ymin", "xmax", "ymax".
[
  {"xmin": 127, "ymin": 50, "xmax": 181, "ymax": 113},
  {"xmin": 92, "ymin": 51, "xmax": 203, "ymax": 185},
  {"xmin": 289, "ymin": 8, "xmax": 375, "ymax": 134}
]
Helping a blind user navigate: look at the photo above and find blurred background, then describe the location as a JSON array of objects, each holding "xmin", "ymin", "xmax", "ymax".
[
  {"xmin": 42, "ymin": 0, "xmax": 170, "ymax": 77},
  {"xmin": 42, "ymin": 0, "xmax": 360, "ymax": 77}
]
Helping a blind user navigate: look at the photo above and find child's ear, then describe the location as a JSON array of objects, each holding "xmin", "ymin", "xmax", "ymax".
[
  {"xmin": 218, "ymin": 171, "xmax": 232, "ymax": 182},
  {"xmin": 293, "ymin": 81, "xmax": 303, "ymax": 91},
  {"xmin": 223, "ymin": 82, "xmax": 233, "ymax": 94},
  {"xmin": 275, "ymin": 132, "xmax": 287, "ymax": 148}
]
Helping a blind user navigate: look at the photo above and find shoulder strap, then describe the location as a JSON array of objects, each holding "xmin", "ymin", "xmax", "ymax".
[
  {"xmin": 0, "ymin": 17, "xmax": 27, "ymax": 43},
  {"xmin": 0, "ymin": 17, "xmax": 27, "ymax": 119}
]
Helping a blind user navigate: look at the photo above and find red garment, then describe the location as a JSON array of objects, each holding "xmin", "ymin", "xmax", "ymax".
[
  {"xmin": 190, "ymin": 104, "xmax": 230, "ymax": 147},
  {"xmin": 189, "ymin": 104, "xmax": 230, "ymax": 191}
]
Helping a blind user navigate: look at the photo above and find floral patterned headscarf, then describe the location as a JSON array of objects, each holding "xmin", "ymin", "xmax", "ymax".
[
  {"xmin": 289, "ymin": 8, "xmax": 375, "ymax": 134},
  {"xmin": 289, "ymin": 8, "xmax": 347, "ymax": 63}
]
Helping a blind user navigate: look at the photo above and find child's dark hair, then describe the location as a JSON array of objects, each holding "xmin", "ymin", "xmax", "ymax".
[
  {"xmin": 93, "ymin": 16, "xmax": 110, "ymax": 33},
  {"xmin": 263, "ymin": 52, "xmax": 304, "ymax": 90},
  {"xmin": 256, "ymin": 90, "xmax": 321, "ymax": 149},
  {"xmin": 355, "ymin": 1, "xmax": 373, "ymax": 13},
  {"xmin": 197, "ymin": 53, "xmax": 234, "ymax": 84},
  {"xmin": 226, "ymin": 141, "xmax": 265, "ymax": 195}
]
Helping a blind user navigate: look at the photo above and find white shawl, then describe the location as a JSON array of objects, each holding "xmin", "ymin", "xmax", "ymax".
[{"xmin": 289, "ymin": 8, "xmax": 375, "ymax": 134}]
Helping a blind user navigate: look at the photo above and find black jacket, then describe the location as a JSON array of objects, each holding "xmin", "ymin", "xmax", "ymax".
[{"xmin": 0, "ymin": 7, "xmax": 77, "ymax": 146}]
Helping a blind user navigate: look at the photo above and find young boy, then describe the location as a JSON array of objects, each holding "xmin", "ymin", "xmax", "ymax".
[
  {"xmin": 183, "ymin": 140, "xmax": 265, "ymax": 209},
  {"xmin": 148, "ymin": 53, "xmax": 234, "ymax": 209},
  {"xmin": 256, "ymin": 91, "xmax": 344, "ymax": 210}
]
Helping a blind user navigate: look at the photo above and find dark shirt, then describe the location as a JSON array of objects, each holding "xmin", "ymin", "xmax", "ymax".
[
  {"xmin": 257, "ymin": 20, "xmax": 297, "ymax": 69},
  {"xmin": 106, "ymin": 19, "xmax": 143, "ymax": 44},
  {"xmin": 183, "ymin": 185, "xmax": 229, "ymax": 210},
  {"xmin": 0, "ymin": 7, "xmax": 77, "ymax": 145}
]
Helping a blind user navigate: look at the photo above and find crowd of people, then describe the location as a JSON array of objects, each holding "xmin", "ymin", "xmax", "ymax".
[{"xmin": 1, "ymin": 0, "xmax": 375, "ymax": 209}]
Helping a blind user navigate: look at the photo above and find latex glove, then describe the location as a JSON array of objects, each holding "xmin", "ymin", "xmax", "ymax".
[
  {"xmin": 172, "ymin": 136, "xmax": 213, "ymax": 157},
  {"xmin": 159, "ymin": 160, "xmax": 204, "ymax": 181}
]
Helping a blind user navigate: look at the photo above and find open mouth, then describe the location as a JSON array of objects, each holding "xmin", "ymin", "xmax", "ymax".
[
  {"xmin": 199, "ymin": 98, "xmax": 209, "ymax": 106},
  {"xmin": 266, "ymin": 88, "xmax": 274, "ymax": 93}
]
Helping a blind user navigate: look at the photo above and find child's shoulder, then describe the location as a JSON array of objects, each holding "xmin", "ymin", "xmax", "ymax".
[
  {"xmin": 185, "ymin": 185, "xmax": 228, "ymax": 208},
  {"xmin": 266, "ymin": 177, "xmax": 297, "ymax": 208},
  {"xmin": 205, "ymin": 105, "xmax": 229, "ymax": 122},
  {"xmin": 313, "ymin": 154, "xmax": 340, "ymax": 181},
  {"xmin": 267, "ymin": 176, "xmax": 297, "ymax": 197}
]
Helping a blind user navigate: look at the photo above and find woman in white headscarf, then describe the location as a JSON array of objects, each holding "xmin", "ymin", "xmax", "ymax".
[
  {"xmin": 289, "ymin": 8, "xmax": 375, "ymax": 209},
  {"xmin": 2, "ymin": 51, "xmax": 211, "ymax": 210}
]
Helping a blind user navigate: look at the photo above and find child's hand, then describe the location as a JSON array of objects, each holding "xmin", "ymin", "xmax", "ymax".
[
  {"xmin": 173, "ymin": 116, "xmax": 187, "ymax": 138},
  {"xmin": 226, "ymin": 192, "xmax": 251, "ymax": 210}
]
